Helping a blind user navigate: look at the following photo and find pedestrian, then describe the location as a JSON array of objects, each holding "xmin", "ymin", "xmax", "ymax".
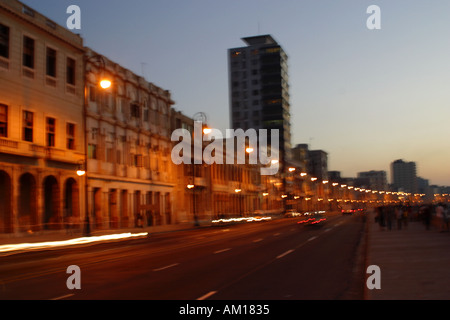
[
  {"xmin": 376, "ymin": 206, "xmax": 385, "ymax": 230},
  {"xmin": 386, "ymin": 205, "xmax": 394, "ymax": 230},
  {"xmin": 422, "ymin": 205, "xmax": 432, "ymax": 230},
  {"xmin": 444, "ymin": 204, "xmax": 449, "ymax": 232},
  {"xmin": 436, "ymin": 203, "xmax": 448, "ymax": 232},
  {"xmin": 395, "ymin": 205, "xmax": 403, "ymax": 230},
  {"xmin": 137, "ymin": 213, "xmax": 144, "ymax": 228}
]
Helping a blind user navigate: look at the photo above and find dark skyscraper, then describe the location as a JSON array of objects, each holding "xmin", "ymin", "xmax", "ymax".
[
  {"xmin": 391, "ymin": 159, "xmax": 418, "ymax": 193},
  {"xmin": 228, "ymin": 35, "xmax": 291, "ymax": 162}
]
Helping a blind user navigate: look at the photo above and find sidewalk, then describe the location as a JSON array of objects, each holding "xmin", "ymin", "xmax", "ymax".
[{"xmin": 365, "ymin": 210, "xmax": 450, "ymax": 300}]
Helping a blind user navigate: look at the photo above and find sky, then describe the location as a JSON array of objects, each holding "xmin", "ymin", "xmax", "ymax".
[{"xmin": 21, "ymin": 0, "xmax": 450, "ymax": 186}]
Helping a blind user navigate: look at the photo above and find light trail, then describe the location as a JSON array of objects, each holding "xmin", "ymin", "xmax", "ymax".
[{"xmin": 0, "ymin": 232, "xmax": 148, "ymax": 255}]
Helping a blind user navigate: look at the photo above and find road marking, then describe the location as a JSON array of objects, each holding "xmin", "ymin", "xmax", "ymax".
[
  {"xmin": 253, "ymin": 238, "xmax": 263, "ymax": 243},
  {"xmin": 308, "ymin": 236, "xmax": 318, "ymax": 242},
  {"xmin": 277, "ymin": 249, "xmax": 294, "ymax": 259},
  {"xmin": 50, "ymin": 293, "xmax": 74, "ymax": 300},
  {"xmin": 324, "ymin": 228, "xmax": 332, "ymax": 233},
  {"xmin": 153, "ymin": 263, "xmax": 179, "ymax": 272},
  {"xmin": 197, "ymin": 291, "xmax": 217, "ymax": 300},
  {"xmin": 214, "ymin": 248, "xmax": 231, "ymax": 254},
  {"xmin": 273, "ymin": 233, "xmax": 281, "ymax": 236}
]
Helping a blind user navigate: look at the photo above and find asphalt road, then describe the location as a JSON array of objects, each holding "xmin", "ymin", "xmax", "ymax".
[{"xmin": 0, "ymin": 213, "xmax": 366, "ymax": 300}]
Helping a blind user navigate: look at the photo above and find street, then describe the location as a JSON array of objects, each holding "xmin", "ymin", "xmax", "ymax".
[{"xmin": 0, "ymin": 213, "xmax": 366, "ymax": 300}]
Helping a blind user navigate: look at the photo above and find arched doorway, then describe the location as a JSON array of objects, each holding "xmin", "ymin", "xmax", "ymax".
[
  {"xmin": 64, "ymin": 178, "xmax": 80, "ymax": 229},
  {"xmin": 43, "ymin": 175, "xmax": 61, "ymax": 230},
  {"xmin": 18, "ymin": 173, "xmax": 38, "ymax": 232},
  {"xmin": 0, "ymin": 171, "xmax": 12, "ymax": 233}
]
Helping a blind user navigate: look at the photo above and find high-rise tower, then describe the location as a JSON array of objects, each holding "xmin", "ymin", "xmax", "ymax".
[{"xmin": 228, "ymin": 35, "xmax": 291, "ymax": 162}]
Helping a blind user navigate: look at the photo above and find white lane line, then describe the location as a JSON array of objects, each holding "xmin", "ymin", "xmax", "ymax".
[
  {"xmin": 197, "ymin": 291, "xmax": 217, "ymax": 301},
  {"xmin": 50, "ymin": 293, "xmax": 74, "ymax": 300},
  {"xmin": 253, "ymin": 238, "xmax": 263, "ymax": 243},
  {"xmin": 273, "ymin": 233, "xmax": 281, "ymax": 236},
  {"xmin": 153, "ymin": 263, "xmax": 179, "ymax": 272},
  {"xmin": 308, "ymin": 236, "xmax": 318, "ymax": 242},
  {"xmin": 276, "ymin": 249, "xmax": 294, "ymax": 259},
  {"xmin": 324, "ymin": 228, "xmax": 332, "ymax": 233},
  {"xmin": 214, "ymin": 248, "xmax": 231, "ymax": 254}
]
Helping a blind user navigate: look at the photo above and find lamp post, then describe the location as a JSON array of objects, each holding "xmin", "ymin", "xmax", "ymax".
[
  {"xmin": 82, "ymin": 52, "xmax": 111, "ymax": 236},
  {"xmin": 191, "ymin": 112, "xmax": 211, "ymax": 226}
]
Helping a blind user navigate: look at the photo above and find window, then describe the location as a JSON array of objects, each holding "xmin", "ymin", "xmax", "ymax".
[
  {"xmin": 66, "ymin": 57, "xmax": 76, "ymax": 85},
  {"xmin": 46, "ymin": 48, "xmax": 57, "ymax": 77},
  {"xmin": 66, "ymin": 123, "xmax": 75, "ymax": 150},
  {"xmin": 23, "ymin": 36, "xmax": 34, "ymax": 69},
  {"xmin": 0, "ymin": 104, "xmax": 7, "ymax": 137},
  {"xmin": 23, "ymin": 111, "xmax": 33, "ymax": 142},
  {"xmin": 131, "ymin": 103, "xmax": 140, "ymax": 118},
  {"xmin": 46, "ymin": 117, "xmax": 55, "ymax": 147},
  {"xmin": 88, "ymin": 144, "xmax": 97, "ymax": 159},
  {"xmin": 0, "ymin": 24, "xmax": 9, "ymax": 59}
]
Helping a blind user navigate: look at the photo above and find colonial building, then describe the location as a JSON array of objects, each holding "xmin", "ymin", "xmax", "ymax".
[
  {"xmin": 0, "ymin": 0, "xmax": 85, "ymax": 234},
  {"xmin": 84, "ymin": 48, "xmax": 175, "ymax": 230}
]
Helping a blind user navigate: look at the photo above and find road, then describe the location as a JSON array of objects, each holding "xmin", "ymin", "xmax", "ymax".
[{"xmin": 0, "ymin": 212, "xmax": 366, "ymax": 300}]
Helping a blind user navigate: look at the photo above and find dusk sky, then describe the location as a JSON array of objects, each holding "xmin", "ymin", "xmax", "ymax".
[{"xmin": 21, "ymin": 0, "xmax": 450, "ymax": 186}]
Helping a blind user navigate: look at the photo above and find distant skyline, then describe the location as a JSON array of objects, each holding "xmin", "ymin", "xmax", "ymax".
[{"xmin": 20, "ymin": 0, "xmax": 450, "ymax": 186}]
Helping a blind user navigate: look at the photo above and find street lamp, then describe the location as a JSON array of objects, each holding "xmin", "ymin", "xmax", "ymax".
[
  {"xmin": 191, "ymin": 112, "xmax": 211, "ymax": 226},
  {"xmin": 235, "ymin": 188, "xmax": 242, "ymax": 216}
]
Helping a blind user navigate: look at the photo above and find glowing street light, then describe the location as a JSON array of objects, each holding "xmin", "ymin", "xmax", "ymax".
[{"xmin": 100, "ymin": 79, "xmax": 112, "ymax": 89}]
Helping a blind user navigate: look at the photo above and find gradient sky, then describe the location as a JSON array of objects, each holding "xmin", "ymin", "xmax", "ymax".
[{"xmin": 21, "ymin": 0, "xmax": 450, "ymax": 186}]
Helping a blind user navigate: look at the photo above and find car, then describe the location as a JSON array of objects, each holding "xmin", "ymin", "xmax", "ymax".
[
  {"xmin": 341, "ymin": 204, "xmax": 357, "ymax": 214},
  {"xmin": 284, "ymin": 209, "xmax": 302, "ymax": 218},
  {"xmin": 297, "ymin": 213, "xmax": 326, "ymax": 227}
]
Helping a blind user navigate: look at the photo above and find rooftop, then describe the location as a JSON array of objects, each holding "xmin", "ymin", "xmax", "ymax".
[{"xmin": 241, "ymin": 34, "xmax": 278, "ymax": 46}]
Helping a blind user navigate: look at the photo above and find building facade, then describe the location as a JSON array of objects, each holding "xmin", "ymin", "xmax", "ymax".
[
  {"xmin": 357, "ymin": 170, "xmax": 387, "ymax": 192},
  {"xmin": 84, "ymin": 48, "xmax": 176, "ymax": 230},
  {"xmin": 0, "ymin": 0, "xmax": 85, "ymax": 235}
]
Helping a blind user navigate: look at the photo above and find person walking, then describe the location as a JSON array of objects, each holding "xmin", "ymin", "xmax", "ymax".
[
  {"xmin": 386, "ymin": 205, "xmax": 394, "ymax": 231},
  {"xmin": 436, "ymin": 203, "xmax": 449, "ymax": 232},
  {"xmin": 395, "ymin": 205, "xmax": 403, "ymax": 230},
  {"xmin": 421, "ymin": 204, "xmax": 432, "ymax": 230}
]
